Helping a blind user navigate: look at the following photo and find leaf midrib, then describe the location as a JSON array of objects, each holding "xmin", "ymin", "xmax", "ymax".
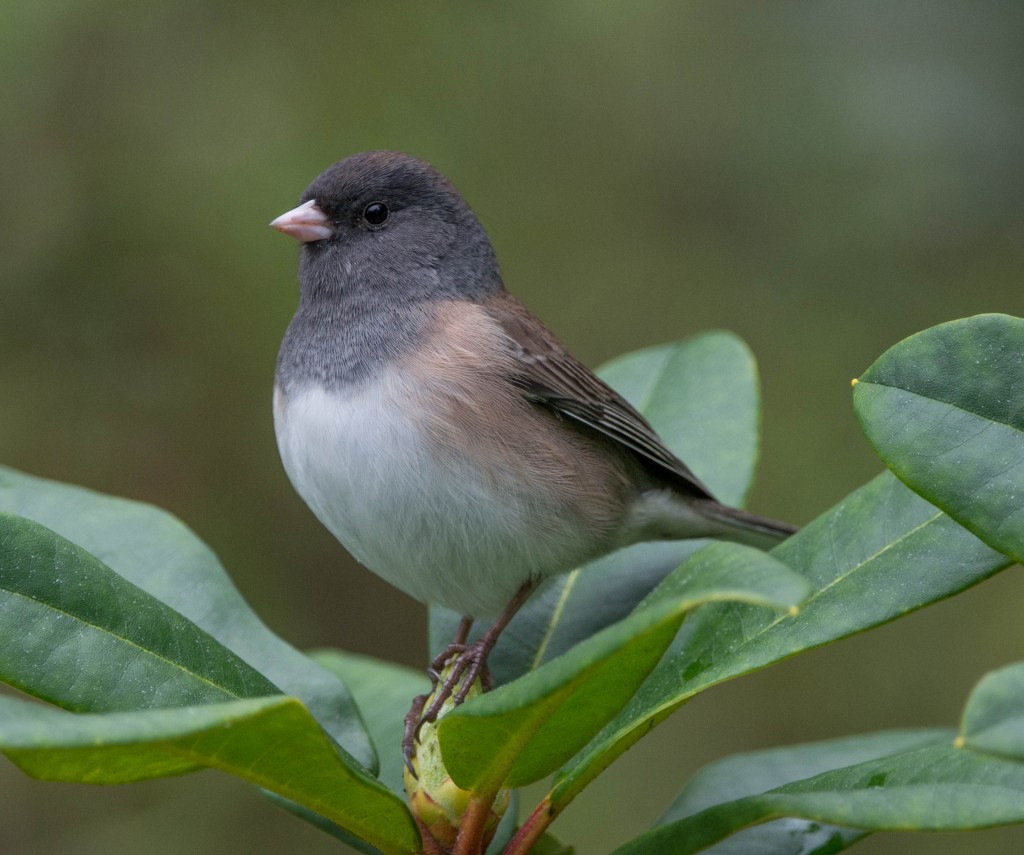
[
  {"xmin": 861, "ymin": 380, "xmax": 1024, "ymax": 440},
  {"xmin": 0, "ymin": 586, "xmax": 255, "ymax": 702},
  {"xmin": 530, "ymin": 570, "xmax": 579, "ymax": 671}
]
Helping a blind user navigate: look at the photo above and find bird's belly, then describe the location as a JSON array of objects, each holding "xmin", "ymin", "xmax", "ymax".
[{"xmin": 273, "ymin": 377, "xmax": 595, "ymax": 617}]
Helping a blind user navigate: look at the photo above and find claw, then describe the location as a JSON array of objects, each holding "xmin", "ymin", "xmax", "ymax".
[
  {"xmin": 401, "ymin": 582, "xmax": 540, "ymax": 774},
  {"xmin": 419, "ymin": 639, "xmax": 491, "ymax": 732},
  {"xmin": 403, "ymin": 692, "xmax": 430, "ymax": 776}
]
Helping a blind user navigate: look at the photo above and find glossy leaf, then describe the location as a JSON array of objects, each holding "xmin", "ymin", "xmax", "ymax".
[
  {"xmin": 553, "ymin": 472, "xmax": 1010, "ymax": 809},
  {"xmin": 961, "ymin": 661, "xmax": 1024, "ymax": 761},
  {"xmin": 0, "ymin": 511, "xmax": 404, "ymax": 850},
  {"xmin": 439, "ymin": 544, "xmax": 809, "ymax": 791},
  {"xmin": 0, "ymin": 465, "xmax": 373, "ymax": 767},
  {"xmin": 0, "ymin": 694, "xmax": 418, "ymax": 855},
  {"xmin": 614, "ymin": 731, "xmax": 1024, "ymax": 853},
  {"xmin": 431, "ymin": 331, "xmax": 763, "ymax": 685},
  {"xmin": 855, "ymin": 313, "xmax": 1024, "ymax": 563},
  {"xmin": 648, "ymin": 730, "xmax": 943, "ymax": 854},
  {"xmin": 0, "ymin": 512, "xmax": 279, "ymax": 710},
  {"xmin": 311, "ymin": 649, "xmax": 430, "ymax": 797}
]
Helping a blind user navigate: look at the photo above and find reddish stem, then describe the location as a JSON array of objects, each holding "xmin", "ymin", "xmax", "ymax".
[
  {"xmin": 452, "ymin": 792, "xmax": 498, "ymax": 855},
  {"xmin": 502, "ymin": 796, "xmax": 557, "ymax": 855}
]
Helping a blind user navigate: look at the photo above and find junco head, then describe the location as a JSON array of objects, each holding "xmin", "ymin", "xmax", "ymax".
[
  {"xmin": 274, "ymin": 151, "xmax": 500, "ymax": 305},
  {"xmin": 270, "ymin": 151, "xmax": 795, "ymax": 741}
]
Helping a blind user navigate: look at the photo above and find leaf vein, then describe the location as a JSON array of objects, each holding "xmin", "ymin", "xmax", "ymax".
[{"xmin": 0, "ymin": 587, "xmax": 246, "ymax": 701}]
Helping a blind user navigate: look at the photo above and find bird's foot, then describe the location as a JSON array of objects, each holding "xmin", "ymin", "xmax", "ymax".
[
  {"xmin": 403, "ymin": 583, "xmax": 540, "ymax": 776},
  {"xmin": 426, "ymin": 637, "xmax": 495, "ymax": 714},
  {"xmin": 403, "ymin": 639, "xmax": 494, "ymax": 776}
]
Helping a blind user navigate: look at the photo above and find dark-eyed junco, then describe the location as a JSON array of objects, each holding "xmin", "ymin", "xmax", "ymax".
[{"xmin": 270, "ymin": 151, "xmax": 795, "ymax": 738}]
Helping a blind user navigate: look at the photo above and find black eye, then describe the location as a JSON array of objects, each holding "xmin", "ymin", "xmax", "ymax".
[{"xmin": 363, "ymin": 202, "xmax": 389, "ymax": 226}]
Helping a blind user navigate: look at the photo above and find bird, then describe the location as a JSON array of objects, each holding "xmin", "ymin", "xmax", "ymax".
[{"xmin": 269, "ymin": 151, "xmax": 796, "ymax": 749}]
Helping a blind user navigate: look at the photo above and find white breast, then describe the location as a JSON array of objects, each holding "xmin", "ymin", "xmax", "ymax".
[{"xmin": 273, "ymin": 373, "xmax": 589, "ymax": 617}]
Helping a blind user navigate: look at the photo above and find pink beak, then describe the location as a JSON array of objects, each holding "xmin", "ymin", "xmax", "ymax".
[{"xmin": 270, "ymin": 199, "xmax": 333, "ymax": 242}]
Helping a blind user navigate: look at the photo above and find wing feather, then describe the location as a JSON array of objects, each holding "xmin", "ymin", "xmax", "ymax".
[{"xmin": 482, "ymin": 294, "xmax": 716, "ymax": 501}]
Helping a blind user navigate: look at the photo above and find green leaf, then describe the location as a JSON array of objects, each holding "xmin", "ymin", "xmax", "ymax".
[
  {"xmin": 553, "ymin": 472, "xmax": 1010, "ymax": 810},
  {"xmin": 439, "ymin": 544, "xmax": 809, "ymax": 792},
  {"xmin": 854, "ymin": 314, "xmax": 1024, "ymax": 563},
  {"xmin": 430, "ymin": 331, "xmax": 763, "ymax": 686},
  {"xmin": 311, "ymin": 649, "xmax": 430, "ymax": 797},
  {"xmin": 0, "ymin": 512, "xmax": 279, "ymax": 710},
  {"xmin": 648, "ymin": 730, "xmax": 943, "ymax": 854},
  {"xmin": 0, "ymin": 512, "xmax": 402, "ymax": 850},
  {"xmin": 961, "ymin": 661, "xmax": 1024, "ymax": 761},
  {"xmin": 614, "ymin": 730, "xmax": 1024, "ymax": 854},
  {"xmin": 0, "ymin": 694, "xmax": 418, "ymax": 855},
  {"xmin": 0, "ymin": 465, "xmax": 373, "ymax": 768}
]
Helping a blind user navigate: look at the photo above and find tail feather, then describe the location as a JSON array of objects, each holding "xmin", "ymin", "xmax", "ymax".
[
  {"xmin": 626, "ymin": 490, "xmax": 798, "ymax": 551},
  {"xmin": 699, "ymin": 501, "xmax": 798, "ymax": 550}
]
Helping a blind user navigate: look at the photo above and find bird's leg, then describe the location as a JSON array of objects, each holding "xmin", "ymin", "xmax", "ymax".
[
  {"xmin": 426, "ymin": 616, "xmax": 474, "ymax": 685},
  {"xmin": 421, "ymin": 581, "xmax": 539, "ymax": 728},
  {"xmin": 403, "ymin": 580, "xmax": 539, "ymax": 771},
  {"xmin": 402, "ymin": 616, "xmax": 473, "ymax": 772}
]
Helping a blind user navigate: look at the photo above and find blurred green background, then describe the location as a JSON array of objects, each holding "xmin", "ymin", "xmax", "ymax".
[{"xmin": 2, "ymin": 2, "xmax": 1023, "ymax": 853}]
